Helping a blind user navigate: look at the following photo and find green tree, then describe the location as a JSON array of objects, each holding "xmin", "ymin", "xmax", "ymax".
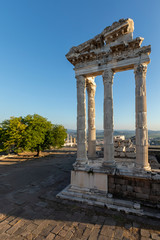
[
  {"xmin": 52, "ymin": 125, "xmax": 67, "ymax": 148},
  {"xmin": 0, "ymin": 117, "xmax": 26, "ymax": 153},
  {"xmin": 23, "ymin": 114, "xmax": 53, "ymax": 156},
  {"xmin": 0, "ymin": 114, "xmax": 67, "ymax": 156}
]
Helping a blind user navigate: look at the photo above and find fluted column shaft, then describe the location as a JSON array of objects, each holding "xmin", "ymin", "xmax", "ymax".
[
  {"xmin": 76, "ymin": 75, "xmax": 88, "ymax": 163},
  {"xmin": 103, "ymin": 69, "xmax": 115, "ymax": 166},
  {"xmin": 134, "ymin": 63, "xmax": 150, "ymax": 170},
  {"xmin": 87, "ymin": 77, "xmax": 96, "ymax": 158}
]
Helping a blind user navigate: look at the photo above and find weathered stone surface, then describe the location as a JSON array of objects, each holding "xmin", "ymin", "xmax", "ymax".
[
  {"xmin": 71, "ymin": 171, "xmax": 108, "ymax": 192},
  {"xmin": 76, "ymin": 76, "xmax": 88, "ymax": 163},
  {"xmin": 87, "ymin": 77, "xmax": 96, "ymax": 158},
  {"xmin": 62, "ymin": 18, "xmax": 153, "ymax": 218}
]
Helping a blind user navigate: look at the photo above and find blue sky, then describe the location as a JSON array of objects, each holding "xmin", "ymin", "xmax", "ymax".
[{"xmin": 0, "ymin": 0, "xmax": 160, "ymax": 130}]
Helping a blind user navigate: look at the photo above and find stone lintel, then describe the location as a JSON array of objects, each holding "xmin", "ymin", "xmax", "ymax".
[
  {"xmin": 67, "ymin": 37, "xmax": 148, "ymax": 66},
  {"xmin": 110, "ymin": 37, "xmax": 144, "ymax": 54},
  {"xmin": 75, "ymin": 52, "xmax": 150, "ymax": 77}
]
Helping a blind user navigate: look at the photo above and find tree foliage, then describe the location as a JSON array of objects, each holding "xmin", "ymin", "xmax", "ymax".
[
  {"xmin": 0, "ymin": 117, "xmax": 26, "ymax": 153},
  {"xmin": 0, "ymin": 114, "xmax": 67, "ymax": 156},
  {"xmin": 52, "ymin": 125, "xmax": 67, "ymax": 148}
]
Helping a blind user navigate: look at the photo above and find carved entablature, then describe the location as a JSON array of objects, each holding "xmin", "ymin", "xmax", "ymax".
[
  {"xmin": 102, "ymin": 18, "xmax": 134, "ymax": 44},
  {"xmin": 66, "ymin": 18, "xmax": 151, "ymax": 76},
  {"xmin": 110, "ymin": 37, "xmax": 144, "ymax": 54}
]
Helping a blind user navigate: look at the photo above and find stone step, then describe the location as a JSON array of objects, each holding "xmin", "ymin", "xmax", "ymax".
[{"xmin": 57, "ymin": 185, "xmax": 160, "ymax": 219}]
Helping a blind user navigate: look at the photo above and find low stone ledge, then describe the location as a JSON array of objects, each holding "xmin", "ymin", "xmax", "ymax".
[
  {"xmin": 73, "ymin": 160, "xmax": 160, "ymax": 180},
  {"xmin": 57, "ymin": 185, "xmax": 160, "ymax": 219}
]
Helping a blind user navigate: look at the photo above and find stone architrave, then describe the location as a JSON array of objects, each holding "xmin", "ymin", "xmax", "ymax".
[
  {"xmin": 76, "ymin": 75, "xmax": 88, "ymax": 164},
  {"xmin": 103, "ymin": 69, "xmax": 115, "ymax": 166},
  {"xmin": 86, "ymin": 77, "xmax": 96, "ymax": 158},
  {"xmin": 134, "ymin": 64, "xmax": 151, "ymax": 170}
]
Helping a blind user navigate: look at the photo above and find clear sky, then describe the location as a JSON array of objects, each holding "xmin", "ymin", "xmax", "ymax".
[{"xmin": 0, "ymin": 0, "xmax": 160, "ymax": 130}]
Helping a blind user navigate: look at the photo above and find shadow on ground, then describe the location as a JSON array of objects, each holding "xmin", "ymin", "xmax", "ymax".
[{"xmin": 0, "ymin": 148, "xmax": 159, "ymax": 239}]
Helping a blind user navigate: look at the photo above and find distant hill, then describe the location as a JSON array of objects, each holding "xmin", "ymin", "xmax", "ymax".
[{"xmin": 67, "ymin": 129, "xmax": 160, "ymax": 139}]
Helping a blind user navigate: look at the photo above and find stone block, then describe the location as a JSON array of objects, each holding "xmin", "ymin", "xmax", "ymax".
[
  {"xmin": 151, "ymin": 189, "xmax": 159, "ymax": 196},
  {"xmin": 134, "ymin": 203, "xmax": 141, "ymax": 209},
  {"xmin": 108, "ymin": 177, "xmax": 114, "ymax": 184},
  {"xmin": 107, "ymin": 193, "xmax": 113, "ymax": 198},
  {"xmin": 152, "ymin": 183, "xmax": 160, "ymax": 190},
  {"xmin": 136, "ymin": 192, "xmax": 149, "ymax": 200},
  {"xmin": 134, "ymin": 186, "xmax": 143, "ymax": 194},
  {"xmin": 126, "ymin": 147, "xmax": 135, "ymax": 152},
  {"xmin": 122, "ymin": 185, "xmax": 127, "ymax": 191},
  {"xmin": 126, "ymin": 185, "xmax": 133, "ymax": 192},
  {"xmin": 149, "ymin": 195, "xmax": 158, "ymax": 202},
  {"xmin": 114, "ymin": 151, "xmax": 119, "ymax": 157},
  {"xmin": 151, "ymin": 232, "xmax": 160, "ymax": 240},
  {"xmin": 115, "ymin": 178, "xmax": 126, "ymax": 185},
  {"xmin": 71, "ymin": 171, "xmax": 108, "ymax": 192},
  {"xmin": 120, "ymin": 152, "xmax": 125, "ymax": 157},
  {"xmin": 115, "ymin": 184, "xmax": 121, "ymax": 192},
  {"xmin": 116, "ymin": 146, "xmax": 125, "ymax": 152},
  {"xmin": 109, "ymin": 183, "xmax": 115, "ymax": 190},
  {"xmin": 124, "ymin": 139, "xmax": 131, "ymax": 147},
  {"xmin": 135, "ymin": 179, "xmax": 145, "ymax": 188},
  {"xmin": 141, "ymin": 229, "xmax": 150, "ymax": 238},
  {"xmin": 125, "ymin": 152, "xmax": 136, "ymax": 158},
  {"xmin": 114, "ymin": 142, "xmax": 119, "ymax": 147}
]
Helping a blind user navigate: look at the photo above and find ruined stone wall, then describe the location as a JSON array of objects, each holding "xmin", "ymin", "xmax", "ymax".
[
  {"xmin": 108, "ymin": 175, "xmax": 160, "ymax": 206},
  {"xmin": 114, "ymin": 138, "xmax": 136, "ymax": 158}
]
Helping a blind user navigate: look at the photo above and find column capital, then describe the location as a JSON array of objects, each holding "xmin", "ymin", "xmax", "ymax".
[
  {"xmin": 102, "ymin": 69, "xmax": 114, "ymax": 84},
  {"xmin": 134, "ymin": 63, "xmax": 147, "ymax": 76}
]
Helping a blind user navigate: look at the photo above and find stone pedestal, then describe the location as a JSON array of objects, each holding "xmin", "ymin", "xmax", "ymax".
[
  {"xmin": 71, "ymin": 171, "xmax": 108, "ymax": 192},
  {"xmin": 103, "ymin": 69, "xmax": 115, "ymax": 167},
  {"xmin": 134, "ymin": 64, "xmax": 151, "ymax": 170},
  {"xmin": 87, "ymin": 77, "xmax": 96, "ymax": 158},
  {"xmin": 76, "ymin": 75, "xmax": 88, "ymax": 164}
]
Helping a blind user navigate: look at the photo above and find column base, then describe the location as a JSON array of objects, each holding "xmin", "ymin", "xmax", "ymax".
[
  {"xmin": 103, "ymin": 160, "xmax": 116, "ymax": 168},
  {"xmin": 76, "ymin": 157, "xmax": 88, "ymax": 162},
  {"xmin": 88, "ymin": 154, "xmax": 97, "ymax": 159},
  {"xmin": 135, "ymin": 163, "xmax": 151, "ymax": 172},
  {"xmin": 74, "ymin": 158, "xmax": 88, "ymax": 167}
]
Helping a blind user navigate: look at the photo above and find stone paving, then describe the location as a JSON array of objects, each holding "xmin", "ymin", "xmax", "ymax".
[{"xmin": 0, "ymin": 148, "xmax": 159, "ymax": 240}]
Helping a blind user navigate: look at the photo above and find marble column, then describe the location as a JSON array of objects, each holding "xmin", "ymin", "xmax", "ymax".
[
  {"xmin": 103, "ymin": 69, "xmax": 115, "ymax": 166},
  {"xmin": 87, "ymin": 77, "xmax": 96, "ymax": 158},
  {"xmin": 134, "ymin": 63, "xmax": 151, "ymax": 170},
  {"xmin": 70, "ymin": 135, "xmax": 72, "ymax": 147},
  {"xmin": 76, "ymin": 75, "xmax": 88, "ymax": 164}
]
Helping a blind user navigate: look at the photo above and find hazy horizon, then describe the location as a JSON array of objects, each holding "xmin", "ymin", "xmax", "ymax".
[{"xmin": 67, "ymin": 129, "xmax": 160, "ymax": 132}]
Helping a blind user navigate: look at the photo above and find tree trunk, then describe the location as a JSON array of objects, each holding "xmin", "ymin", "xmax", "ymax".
[{"xmin": 36, "ymin": 145, "xmax": 41, "ymax": 157}]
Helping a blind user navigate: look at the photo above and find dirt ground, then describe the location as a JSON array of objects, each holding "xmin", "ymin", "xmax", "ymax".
[{"xmin": 0, "ymin": 147, "xmax": 159, "ymax": 240}]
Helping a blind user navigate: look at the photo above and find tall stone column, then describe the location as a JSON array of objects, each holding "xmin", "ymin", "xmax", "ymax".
[
  {"xmin": 103, "ymin": 69, "xmax": 115, "ymax": 166},
  {"xmin": 134, "ymin": 64, "xmax": 151, "ymax": 170},
  {"xmin": 76, "ymin": 75, "xmax": 88, "ymax": 164},
  {"xmin": 87, "ymin": 77, "xmax": 96, "ymax": 158}
]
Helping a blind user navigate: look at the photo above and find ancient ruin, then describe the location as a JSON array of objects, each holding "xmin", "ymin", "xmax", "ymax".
[{"xmin": 58, "ymin": 19, "xmax": 160, "ymax": 216}]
